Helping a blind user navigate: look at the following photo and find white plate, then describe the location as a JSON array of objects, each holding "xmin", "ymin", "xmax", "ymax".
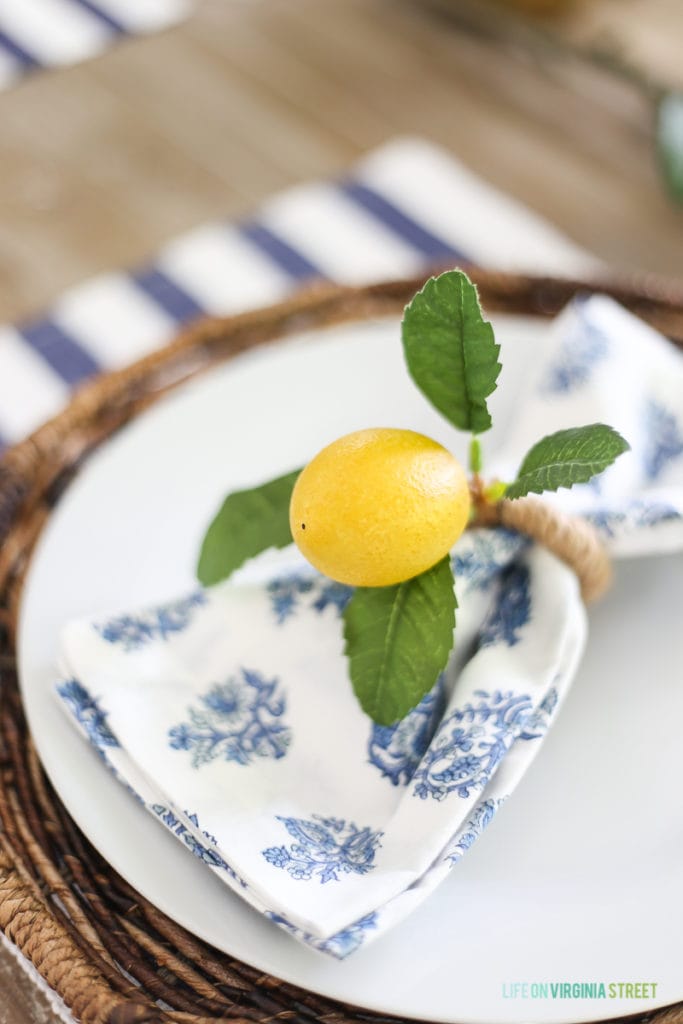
[{"xmin": 18, "ymin": 315, "xmax": 683, "ymax": 1024}]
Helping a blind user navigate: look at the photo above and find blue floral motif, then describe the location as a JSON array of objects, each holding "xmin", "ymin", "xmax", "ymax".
[
  {"xmin": 268, "ymin": 573, "xmax": 314, "ymax": 622},
  {"xmin": 586, "ymin": 499, "xmax": 681, "ymax": 538},
  {"xmin": 519, "ymin": 686, "xmax": 558, "ymax": 739},
  {"xmin": 262, "ymin": 814, "xmax": 382, "ymax": 884},
  {"xmin": 57, "ymin": 680, "xmax": 120, "ymax": 749},
  {"xmin": 168, "ymin": 668, "xmax": 291, "ymax": 768},
  {"xmin": 151, "ymin": 804, "xmax": 247, "ymax": 886},
  {"xmin": 368, "ymin": 676, "xmax": 447, "ymax": 786},
  {"xmin": 542, "ymin": 304, "xmax": 610, "ymax": 394},
  {"xmin": 264, "ymin": 910, "xmax": 378, "ymax": 959},
  {"xmin": 643, "ymin": 399, "xmax": 683, "ymax": 480},
  {"xmin": 584, "ymin": 507, "xmax": 626, "ymax": 539},
  {"xmin": 311, "ymin": 580, "xmax": 354, "ymax": 615},
  {"xmin": 477, "ymin": 563, "xmax": 531, "ymax": 648},
  {"xmin": 263, "ymin": 911, "xmax": 316, "ymax": 949},
  {"xmin": 630, "ymin": 500, "xmax": 682, "ymax": 527},
  {"xmin": 267, "ymin": 572, "xmax": 352, "ymax": 624},
  {"xmin": 321, "ymin": 912, "xmax": 379, "ymax": 958},
  {"xmin": 95, "ymin": 591, "xmax": 207, "ymax": 650},
  {"xmin": 443, "ymin": 798, "xmax": 504, "ymax": 864},
  {"xmin": 265, "ymin": 910, "xmax": 378, "ymax": 958},
  {"xmin": 452, "ymin": 530, "xmax": 527, "ymax": 592},
  {"xmin": 412, "ymin": 689, "xmax": 536, "ymax": 801}
]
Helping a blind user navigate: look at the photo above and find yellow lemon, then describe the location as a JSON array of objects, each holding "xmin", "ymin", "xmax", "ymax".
[{"xmin": 289, "ymin": 428, "xmax": 471, "ymax": 587}]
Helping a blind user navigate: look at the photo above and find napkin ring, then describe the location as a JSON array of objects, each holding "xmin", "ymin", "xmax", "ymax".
[{"xmin": 470, "ymin": 495, "xmax": 611, "ymax": 604}]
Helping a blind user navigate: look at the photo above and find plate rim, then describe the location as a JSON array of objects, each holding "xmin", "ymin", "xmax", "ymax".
[{"xmin": 5, "ymin": 276, "xmax": 683, "ymax": 1024}]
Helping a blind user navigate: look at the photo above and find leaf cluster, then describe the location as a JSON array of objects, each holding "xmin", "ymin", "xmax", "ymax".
[{"xmin": 197, "ymin": 271, "xmax": 629, "ymax": 725}]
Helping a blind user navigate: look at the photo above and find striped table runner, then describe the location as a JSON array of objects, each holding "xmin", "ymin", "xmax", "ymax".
[
  {"xmin": 0, "ymin": 137, "xmax": 596, "ymax": 456},
  {"xmin": 0, "ymin": 0, "xmax": 189, "ymax": 89}
]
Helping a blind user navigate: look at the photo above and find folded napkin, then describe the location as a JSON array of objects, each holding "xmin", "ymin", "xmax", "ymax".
[
  {"xmin": 55, "ymin": 293, "xmax": 683, "ymax": 957},
  {"xmin": 0, "ymin": 0, "xmax": 189, "ymax": 91}
]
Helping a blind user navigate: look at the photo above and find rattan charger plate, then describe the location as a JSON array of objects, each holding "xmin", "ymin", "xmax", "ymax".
[{"xmin": 1, "ymin": 268, "xmax": 682, "ymax": 1024}]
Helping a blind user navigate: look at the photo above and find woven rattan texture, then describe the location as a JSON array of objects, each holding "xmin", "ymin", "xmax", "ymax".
[{"xmin": 0, "ymin": 270, "xmax": 682, "ymax": 1024}]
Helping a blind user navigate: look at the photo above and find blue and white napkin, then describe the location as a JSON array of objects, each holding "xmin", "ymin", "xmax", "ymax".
[
  {"xmin": 0, "ymin": 0, "xmax": 189, "ymax": 91},
  {"xmin": 55, "ymin": 294, "xmax": 683, "ymax": 958},
  {"xmin": 3, "ymin": 132, "xmax": 677, "ymax": 956}
]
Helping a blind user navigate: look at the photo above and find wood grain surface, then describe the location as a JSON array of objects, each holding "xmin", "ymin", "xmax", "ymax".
[
  {"xmin": 0, "ymin": 0, "xmax": 682, "ymax": 329},
  {"xmin": 0, "ymin": 0, "xmax": 681, "ymax": 1019},
  {"xmin": 0, "ymin": 942, "xmax": 65, "ymax": 1024}
]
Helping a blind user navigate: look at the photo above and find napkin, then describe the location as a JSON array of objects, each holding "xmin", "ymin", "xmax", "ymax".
[
  {"xmin": 0, "ymin": 0, "xmax": 190, "ymax": 91},
  {"xmin": 55, "ymin": 293, "xmax": 683, "ymax": 958}
]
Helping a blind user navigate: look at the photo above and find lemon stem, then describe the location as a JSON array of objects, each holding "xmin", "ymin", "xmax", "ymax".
[
  {"xmin": 469, "ymin": 436, "xmax": 483, "ymax": 476},
  {"xmin": 468, "ymin": 437, "xmax": 487, "ymax": 524},
  {"xmin": 468, "ymin": 475, "xmax": 512, "ymax": 527}
]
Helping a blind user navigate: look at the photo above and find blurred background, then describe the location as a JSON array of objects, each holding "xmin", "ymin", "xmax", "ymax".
[{"xmin": 0, "ymin": 0, "xmax": 682, "ymax": 329}]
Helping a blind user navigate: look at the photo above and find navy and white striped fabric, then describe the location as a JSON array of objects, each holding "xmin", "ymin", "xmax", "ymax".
[
  {"xmin": 0, "ymin": 137, "xmax": 596, "ymax": 455},
  {"xmin": 0, "ymin": 0, "xmax": 189, "ymax": 89}
]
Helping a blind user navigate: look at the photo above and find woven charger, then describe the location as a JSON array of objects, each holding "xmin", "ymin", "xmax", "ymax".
[{"xmin": 1, "ymin": 268, "xmax": 682, "ymax": 1024}]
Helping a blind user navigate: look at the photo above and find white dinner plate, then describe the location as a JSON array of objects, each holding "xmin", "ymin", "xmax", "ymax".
[{"xmin": 18, "ymin": 314, "xmax": 683, "ymax": 1024}]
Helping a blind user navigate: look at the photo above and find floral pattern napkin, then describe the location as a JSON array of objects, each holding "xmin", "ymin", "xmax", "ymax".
[{"xmin": 55, "ymin": 294, "xmax": 683, "ymax": 957}]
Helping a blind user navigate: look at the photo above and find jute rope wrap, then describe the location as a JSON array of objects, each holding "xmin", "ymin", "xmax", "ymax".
[
  {"xmin": 0, "ymin": 269, "xmax": 682, "ymax": 1024},
  {"xmin": 471, "ymin": 495, "xmax": 612, "ymax": 603}
]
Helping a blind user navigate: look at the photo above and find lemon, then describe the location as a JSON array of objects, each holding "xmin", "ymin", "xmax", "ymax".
[{"xmin": 289, "ymin": 428, "xmax": 471, "ymax": 587}]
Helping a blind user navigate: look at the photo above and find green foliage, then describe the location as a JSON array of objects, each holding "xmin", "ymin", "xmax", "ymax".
[
  {"xmin": 343, "ymin": 557, "xmax": 457, "ymax": 725},
  {"xmin": 505, "ymin": 424, "xmax": 630, "ymax": 499},
  {"xmin": 401, "ymin": 270, "xmax": 501, "ymax": 433},
  {"xmin": 196, "ymin": 269, "xmax": 631, "ymax": 729},
  {"xmin": 197, "ymin": 469, "xmax": 300, "ymax": 586},
  {"xmin": 657, "ymin": 92, "xmax": 683, "ymax": 204}
]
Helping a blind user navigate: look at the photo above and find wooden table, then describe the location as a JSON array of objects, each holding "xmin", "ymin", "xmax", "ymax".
[{"xmin": 0, "ymin": 0, "xmax": 681, "ymax": 1019}]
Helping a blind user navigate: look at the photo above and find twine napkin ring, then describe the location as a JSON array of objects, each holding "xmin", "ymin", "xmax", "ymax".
[{"xmin": 470, "ymin": 495, "xmax": 612, "ymax": 604}]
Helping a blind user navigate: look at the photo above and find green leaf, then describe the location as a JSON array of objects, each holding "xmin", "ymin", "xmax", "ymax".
[
  {"xmin": 197, "ymin": 469, "xmax": 301, "ymax": 586},
  {"xmin": 343, "ymin": 557, "xmax": 456, "ymax": 726},
  {"xmin": 401, "ymin": 270, "xmax": 501, "ymax": 433},
  {"xmin": 657, "ymin": 92, "xmax": 683, "ymax": 204},
  {"xmin": 505, "ymin": 424, "xmax": 630, "ymax": 500}
]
